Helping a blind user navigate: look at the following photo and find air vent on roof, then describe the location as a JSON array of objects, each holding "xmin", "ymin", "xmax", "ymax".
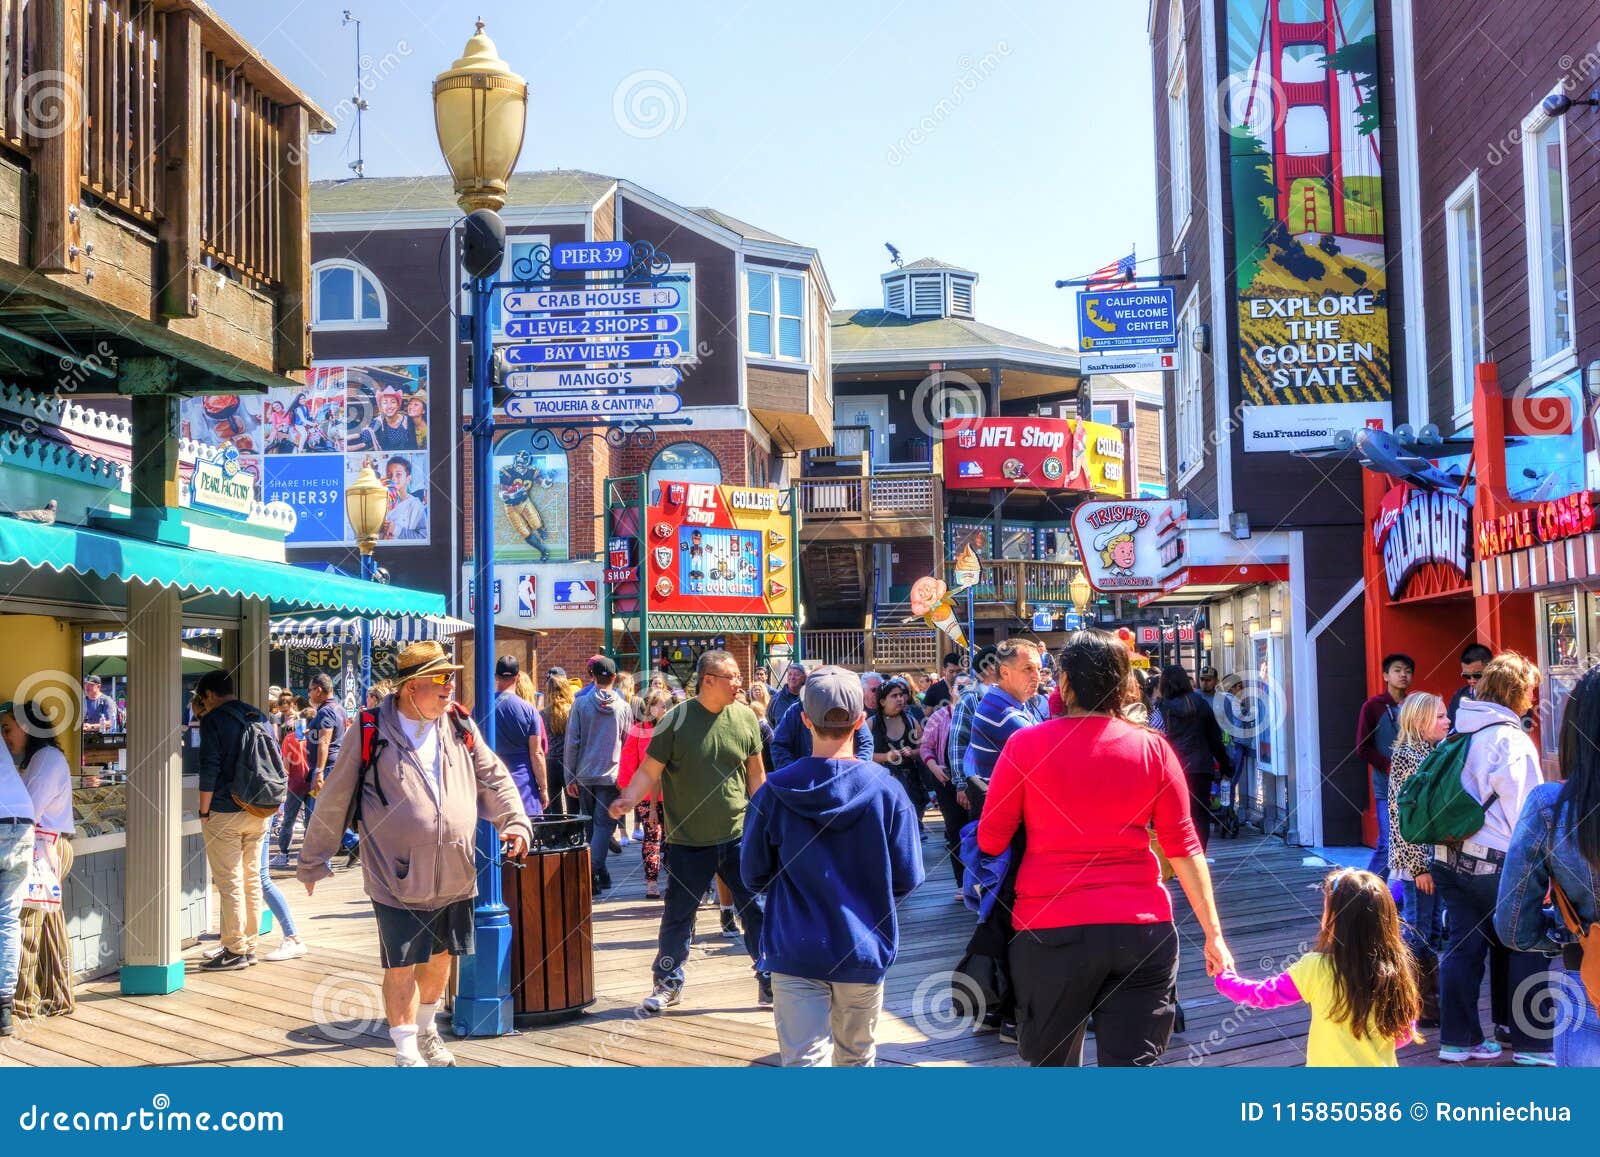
[
  {"xmin": 910, "ymin": 276, "xmax": 943, "ymax": 317},
  {"xmin": 885, "ymin": 277, "xmax": 908, "ymax": 316},
  {"xmin": 950, "ymin": 276, "xmax": 974, "ymax": 317}
]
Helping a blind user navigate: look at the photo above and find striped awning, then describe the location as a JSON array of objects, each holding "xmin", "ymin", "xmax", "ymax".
[
  {"xmin": 1475, "ymin": 533, "xmax": 1600, "ymax": 596},
  {"xmin": 84, "ymin": 616, "xmax": 471, "ymax": 648},
  {"xmin": 83, "ymin": 627, "xmax": 222, "ymax": 642}
]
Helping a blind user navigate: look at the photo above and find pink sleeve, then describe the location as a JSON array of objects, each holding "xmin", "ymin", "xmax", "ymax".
[{"xmin": 1214, "ymin": 969, "xmax": 1303, "ymax": 1010}]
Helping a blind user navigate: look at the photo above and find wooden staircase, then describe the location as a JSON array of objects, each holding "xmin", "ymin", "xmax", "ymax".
[{"xmin": 800, "ymin": 542, "xmax": 868, "ymax": 628}]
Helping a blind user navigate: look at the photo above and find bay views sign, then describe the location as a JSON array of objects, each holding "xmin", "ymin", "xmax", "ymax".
[{"xmin": 1373, "ymin": 485, "xmax": 1469, "ymax": 599}]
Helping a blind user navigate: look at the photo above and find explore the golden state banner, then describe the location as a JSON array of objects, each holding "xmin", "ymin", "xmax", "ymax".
[{"xmin": 1228, "ymin": 0, "xmax": 1392, "ymax": 451}]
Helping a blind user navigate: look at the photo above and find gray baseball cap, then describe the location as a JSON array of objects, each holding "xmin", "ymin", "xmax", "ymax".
[{"xmin": 800, "ymin": 666, "xmax": 864, "ymax": 728}]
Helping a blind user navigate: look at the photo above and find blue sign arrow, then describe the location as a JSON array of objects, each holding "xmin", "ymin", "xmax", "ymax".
[
  {"xmin": 1077, "ymin": 286, "xmax": 1178, "ymax": 351},
  {"xmin": 551, "ymin": 241, "xmax": 630, "ymax": 270},
  {"xmin": 503, "ymin": 314, "xmax": 681, "ymax": 341},
  {"xmin": 503, "ymin": 340, "xmax": 683, "ymax": 366}
]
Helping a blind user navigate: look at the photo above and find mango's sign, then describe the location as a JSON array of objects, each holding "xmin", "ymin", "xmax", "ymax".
[
  {"xmin": 1373, "ymin": 485, "xmax": 1470, "ymax": 599},
  {"xmin": 1476, "ymin": 491, "xmax": 1598, "ymax": 560},
  {"xmin": 190, "ymin": 452, "xmax": 254, "ymax": 518}
]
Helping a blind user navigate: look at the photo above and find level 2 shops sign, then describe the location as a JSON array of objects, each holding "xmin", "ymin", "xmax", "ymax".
[
  {"xmin": 1373, "ymin": 484, "xmax": 1470, "ymax": 599},
  {"xmin": 1477, "ymin": 491, "xmax": 1597, "ymax": 560}
]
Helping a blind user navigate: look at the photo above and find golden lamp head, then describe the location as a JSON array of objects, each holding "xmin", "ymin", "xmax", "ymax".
[
  {"xmin": 1068, "ymin": 569, "xmax": 1092, "ymax": 612},
  {"xmin": 345, "ymin": 464, "xmax": 389, "ymax": 554},
  {"xmin": 431, "ymin": 20, "xmax": 528, "ymax": 214}
]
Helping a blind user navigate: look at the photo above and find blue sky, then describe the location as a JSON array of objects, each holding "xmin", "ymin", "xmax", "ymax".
[{"xmin": 216, "ymin": 0, "xmax": 1157, "ymax": 348}]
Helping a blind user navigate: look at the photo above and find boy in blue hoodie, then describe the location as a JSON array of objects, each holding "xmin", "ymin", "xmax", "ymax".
[{"xmin": 741, "ymin": 666, "xmax": 925, "ymax": 1066}]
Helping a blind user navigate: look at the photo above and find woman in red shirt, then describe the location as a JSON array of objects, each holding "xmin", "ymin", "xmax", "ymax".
[{"xmin": 977, "ymin": 629, "xmax": 1234, "ymax": 1067}]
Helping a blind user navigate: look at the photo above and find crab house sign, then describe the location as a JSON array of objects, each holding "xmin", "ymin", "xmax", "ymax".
[{"xmin": 1374, "ymin": 485, "xmax": 1470, "ymax": 599}]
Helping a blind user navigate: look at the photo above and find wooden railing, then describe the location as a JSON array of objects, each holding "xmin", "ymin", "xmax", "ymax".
[
  {"xmin": 0, "ymin": 0, "xmax": 29, "ymax": 151},
  {"xmin": 799, "ymin": 628, "xmax": 940, "ymax": 672},
  {"xmin": 81, "ymin": 0, "xmax": 160, "ymax": 223},
  {"xmin": 200, "ymin": 47, "xmax": 285, "ymax": 287},
  {"xmin": 956, "ymin": 559, "xmax": 1085, "ymax": 618},
  {"xmin": 797, "ymin": 472, "xmax": 938, "ymax": 524}
]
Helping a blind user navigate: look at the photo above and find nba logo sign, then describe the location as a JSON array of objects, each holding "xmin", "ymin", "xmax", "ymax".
[{"xmin": 957, "ymin": 428, "xmax": 977, "ymax": 449}]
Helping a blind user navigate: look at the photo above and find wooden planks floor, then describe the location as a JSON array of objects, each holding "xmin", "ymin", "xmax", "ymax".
[{"xmin": 0, "ymin": 822, "xmax": 1498, "ymax": 1067}]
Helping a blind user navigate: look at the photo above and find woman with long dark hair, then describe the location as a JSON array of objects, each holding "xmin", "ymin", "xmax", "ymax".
[
  {"xmin": 977, "ymin": 630, "xmax": 1232, "ymax": 1066},
  {"xmin": 1498, "ymin": 664, "xmax": 1600, "ymax": 1067},
  {"xmin": 541, "ymin": 670, "xmax": 576, "ymax": 817},
  {"xmin": 1156, "ymin": 665, "xmax": 1232, "ymax": 851},
  {"xmin": 871, "ymin": 677, "xmax": 927, "ymax": 817},
  {"xmin": 1, "ymin": 700, "xmax": 74, "ymax": 1018}
]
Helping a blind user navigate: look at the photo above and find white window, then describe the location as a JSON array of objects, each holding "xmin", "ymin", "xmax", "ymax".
[
  {"xmin": 1174, "ymin": 297, "xmax": 1204, "ymax": 484},
  {"xmin": 1522, "ymin": 106, "xmax": 1575, "ymax": 371},
  {"xmin": 311, "ymin": 259, "xmax": 386, "ymax": 330},
  {"xmin": 1444, "ymin": 173, "xmax": 1484, "ymax": 422},
  {"xmin": 1167, "ymin": 64, "xmax": 1190, "ymax": 235},
  {"xmin": 1093, "ymin": 404, "xmax": 1118, "ymax": 426},
  {"xmin": 664, "ymin": 263, "xmax": 697, "ymax": 363},
  {"xmin": 747, "ymin": 268, "xmax": 806, "ymax": 361}
]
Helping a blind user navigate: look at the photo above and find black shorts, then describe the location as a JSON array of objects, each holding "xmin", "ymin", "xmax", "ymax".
[{"xmin": 372, "ymin": 899, "xmax": 475, "ymax": 969}]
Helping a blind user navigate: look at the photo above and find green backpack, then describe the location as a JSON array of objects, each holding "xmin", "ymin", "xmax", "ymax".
[{"xmin": 1394, "ymin": 722, "xmax": 1511, "ymax": 845}]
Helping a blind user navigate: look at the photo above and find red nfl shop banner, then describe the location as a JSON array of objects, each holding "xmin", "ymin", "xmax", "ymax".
[{"xmin": 942, "ymin": 416, "xmax": 1088, "ymax": 490}]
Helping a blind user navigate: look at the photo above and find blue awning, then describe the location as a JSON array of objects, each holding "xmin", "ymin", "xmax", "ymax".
[{"xmin": 0, "ymin": 517, "xmax": 445, "ymax": 618}]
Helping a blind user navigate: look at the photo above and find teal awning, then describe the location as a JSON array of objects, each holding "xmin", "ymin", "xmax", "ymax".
[{"xmin": 0, "ymin": 517, "xmax": 445, "ymax": 618}]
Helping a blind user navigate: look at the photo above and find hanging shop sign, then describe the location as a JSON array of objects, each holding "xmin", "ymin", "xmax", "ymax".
[
  {"xmin": 1372, "ymin": 484, "xmax": 1471, "ymax": 598},
  {"xmin": 503, "ymin": 392, "xmax": 683, "ymax": 420},
  {"xmin": 942, "ymin": 418, "xmax": 1126, "ymax": 493},
  {"xmin": 645, "ymin": 483, "xmax": 796, "ymax": 618},
  {"xmin": 1070, "ymin": 499, "xmax": 1188, "ymax": 592},
  {"xmin": 1076, "ymin": 287, "xmax": 1177, "ymax": 351},
  {"xmin": 1228, "ymin": 0, "xmax": 1392, "ymax": 451},
  {"xmin": 1476, "ymin": 491, "xmax": 1598, "ymax": 560},
  {"xmin": 503, "ymin": 287, "xmax": 680, "ymax": 314},
  {"xmin": 503, "ymin": 314, "xmax": 680, "ymax": 341},
  {"xmin": 502, "ymin": 340, "xmax": 684, "ymax": 367},
  {"xmin": 606, "ymin": 536, "xmax": 638, "ymax": 585},
  {"xmin": 190, "ymin": 446, "xmax": 254, "ymax": 518}
]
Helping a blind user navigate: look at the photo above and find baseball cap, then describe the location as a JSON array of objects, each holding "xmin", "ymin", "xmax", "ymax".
[
  {"xmin": 587, "ymin": 654, "xmax": 618, "ymax": 679},
  {"xmin": 1198, "ymin": 665, "xmax": 1218, "ymax": 679},
  {"xmin": 547, "ymin": 666, "xmax": 567, "ymax": 679},
  {"xmin": 84, "ymin": 674, "xmax": 102, "ymax": 686},
  {"xmin": 800, "ymin": 666, "xmax": 864, "ymax": 729},
  {"xmin": 495, "ymin": 656, "xmax": 520, "ymax": 678}
]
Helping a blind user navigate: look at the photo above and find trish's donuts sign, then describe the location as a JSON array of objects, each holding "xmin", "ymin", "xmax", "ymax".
[{"xmin": 1070, "ymin": 499, "xmax": 1188, "ymax": 592}]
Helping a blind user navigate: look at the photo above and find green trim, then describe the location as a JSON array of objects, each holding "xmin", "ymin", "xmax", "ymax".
[
  {"xmin": 120, "ymin": 960, "xmax": 185, "ymax": 995},
  {"xmin": 645, "ymin": 613, "xmax": 797, "ymax": 634},
  {"xmin": 0, "ymin": 516, "xmax": 445, "ymax": 616}
]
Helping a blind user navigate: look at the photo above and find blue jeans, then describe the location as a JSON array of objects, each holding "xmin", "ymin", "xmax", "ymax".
[
  {"xmin": 279, "ymin": 792, "xmax": 314, "ymax": 856},
  {"xmin": 1432, "ymin": 860, "xmax": 1552, "ymax": 1050},
  {"xmin": 653, "ymin": 839, "xmax": 764, "ymax": 988},
  {"xmin": 0, "ymin": 823, "xmax": 33, "ymax": 998},
  {"xmin": 1401, "ymin": 877, "xmax": 1444, "ymax": 955},
  {"xmin": 579, "ymin": 785, "xmax": 621, "ymax": 881},
  {"xmin": 1555, "ymin": 969, "xmax": 1600, "ymax": 1068},
  {"xmin": 259, "ymin": 835, "xmax": 297, "ymax": 940},
  {"xmin": 1367, "ymin": 769, "xmax": 1390, "ymax": 879}
]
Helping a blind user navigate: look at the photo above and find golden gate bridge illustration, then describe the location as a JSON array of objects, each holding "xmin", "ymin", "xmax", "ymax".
[{"xmin": 1238, "ymin": 0, "xmax": 1381, "ymax": 242}]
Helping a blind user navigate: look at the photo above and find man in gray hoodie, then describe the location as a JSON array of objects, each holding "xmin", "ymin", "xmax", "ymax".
[{"xmin": 566, "ymin": 654, "xmax": 632, "ymax": 892}]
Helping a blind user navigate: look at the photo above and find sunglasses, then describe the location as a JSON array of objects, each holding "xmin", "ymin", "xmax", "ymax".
[
  {"xmin": 1462, "ymin": 672, "xmax": 1482, "ymax": 682},
  {"xmin": 426, "ymin": 672, "xmax": 456, "ymax": 686}
]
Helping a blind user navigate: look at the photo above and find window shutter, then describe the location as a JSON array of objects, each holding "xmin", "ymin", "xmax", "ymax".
[
  {"xmin": 778, "ymin": 318, "xmax": 803, "ymax": 359},
  {"xmin": 778, "ymin": 274, "xmax": 803, "ymax": 318},
  {"xmin": 747, "ymin": 270, "xmax": 773, "ymax": 356}
]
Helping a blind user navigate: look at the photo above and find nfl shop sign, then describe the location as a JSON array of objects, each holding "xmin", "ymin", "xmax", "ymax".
[
  {"xmin": 1477, "ymin": 491, "xmax": 1598, "ymax": 559},
  {"xmin": 943, "ymin": 417, "xmax": 1113, "ymax": 491},
  {"xmin": 1070, "ymin": 499, "xmax": 1188, "ymax": 592},
  {"xmin": 646, "ymin": 483, "xmax": 795, "ymax": 618},
  {"xmin": 606, "ymin": 536, "xmax": 637, "ymax": 584},
  {"xmin": 1372, "ymin": 485, "xmax": 1470, "ymax": 599}
]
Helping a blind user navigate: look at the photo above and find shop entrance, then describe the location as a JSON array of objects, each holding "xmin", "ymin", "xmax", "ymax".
[{"xmin": 651, "ymin": 635, "xmax": 728, "ymax": 691}]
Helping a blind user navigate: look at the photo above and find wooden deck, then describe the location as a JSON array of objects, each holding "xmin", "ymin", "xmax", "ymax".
[{"xmin": 0, "ymin": 825, "xmax": 1489, "ymax": 1067}]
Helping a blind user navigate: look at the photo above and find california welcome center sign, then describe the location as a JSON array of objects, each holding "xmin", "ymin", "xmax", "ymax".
[{"xmin": 1227, "ymin": 0, "xmax": 1392, "ymax": 452}]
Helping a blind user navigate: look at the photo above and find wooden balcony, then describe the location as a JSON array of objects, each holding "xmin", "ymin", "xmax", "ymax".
[
  {"xmin": 958, "ymin": 558, "xmax": 1085, "ymax": 620},
  {"xmin": 799, "ymin": 627, "xmax": 941, "ymax": 673},
  {"xmin": 797, "ymin": 461, "xmax": 941, "ymax": 543},
  {"xmin": 0, "ymin": 0, "xmax": 331, "ymax": 392}
]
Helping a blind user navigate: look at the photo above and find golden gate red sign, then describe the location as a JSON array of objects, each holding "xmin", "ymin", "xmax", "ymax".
[
  {"xmin": 1374, "ymin": 485, "xmax": 1470, "ymax": 599},
  {"xmin": 1476, "ymin": 491, "xmax": 1597, "ymax": 560}
]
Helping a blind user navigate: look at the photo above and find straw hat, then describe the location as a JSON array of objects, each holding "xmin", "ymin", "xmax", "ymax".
[{"xmin": 394, "ymin": 640, "xmax": 463, "ymax": 683}]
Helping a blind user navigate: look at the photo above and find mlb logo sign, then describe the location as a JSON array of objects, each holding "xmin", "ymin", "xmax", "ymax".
[
  {"xmin": 958, "ymin": 461, "xmax": 984, "ymax": 478},
  {"xmin": 957, "ymin": 428, "xmax": 977, "ymax": 449}
]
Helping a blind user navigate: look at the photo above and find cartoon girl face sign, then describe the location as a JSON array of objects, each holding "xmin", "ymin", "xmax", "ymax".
[{"xmin": 1107, "ymin": 534, "xmax": 1137, "ymax": 573}]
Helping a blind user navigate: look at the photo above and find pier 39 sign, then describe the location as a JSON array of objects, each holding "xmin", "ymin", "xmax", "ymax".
[{"xmin": 1373, "ymin": 484, "xmax": 1470, "ymax": 599}]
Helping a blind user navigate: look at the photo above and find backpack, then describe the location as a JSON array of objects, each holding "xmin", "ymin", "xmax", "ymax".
[
  {"xmin": 1394, "ymin": 721, "xmax": 1512, "ymax": 845},
  {"xmin": 343, "ymin": 702, "xmax": 477, "ymax": 834},
  {"xmin": 221, "ymin": 703, "xmax": 289, "ymax": 818},
  {"xmin": 1552, "ymin": 880, "xmax": 1600, "ymax": 1016},
  {"xmin": 280, "ymin": 730, "xmax": 310, "ymax": 796}
]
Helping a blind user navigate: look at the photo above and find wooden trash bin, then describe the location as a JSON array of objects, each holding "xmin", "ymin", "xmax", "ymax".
[{"xmin": 505, "ymin": 814, "xmax": 596, "ymax": 1025}]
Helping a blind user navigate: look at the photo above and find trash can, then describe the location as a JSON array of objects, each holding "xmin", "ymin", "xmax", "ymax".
[{"xmin": 505, "ymin": 814, "xmax": 595, "ymax": 1025}]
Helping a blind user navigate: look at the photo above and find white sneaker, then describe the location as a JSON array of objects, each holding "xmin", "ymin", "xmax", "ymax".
[
  {"xmin": 640, "ymin": 983, "xmax": 682, "ymax": 1014},
  {"xmin": 418, "ymin": 1030, "xmax": 456, "ymax": 1067},
  {"xmin": 269, "ymin": 853, "xmax": 291, "ymax": 869},
  {"xmin": 395, "ymin": 1052, "xmax": 427, "ymax": 1067},
  {"xmin": 263, "ymin": 937, "xmax": 307, "ymax": 962}
]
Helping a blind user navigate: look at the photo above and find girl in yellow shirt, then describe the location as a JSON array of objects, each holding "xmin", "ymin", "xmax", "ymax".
[{"xmin": 1215, "ymin": 868, "xmax": 1422, "ymax": 1066}]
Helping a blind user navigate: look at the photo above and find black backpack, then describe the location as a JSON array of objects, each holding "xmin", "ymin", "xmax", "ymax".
[{"xmin": 221, "ymin": 702, "xmax": 290, "ymax": 817}]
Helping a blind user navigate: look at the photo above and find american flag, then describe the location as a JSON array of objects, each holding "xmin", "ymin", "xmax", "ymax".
[{"xmin": 1084, "ymin": 251, "xmax": 1137, "ymax": 291}]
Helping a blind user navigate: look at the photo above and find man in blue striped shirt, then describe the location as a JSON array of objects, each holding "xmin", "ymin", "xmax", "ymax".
[
  {"xmin": 965, "ymin": 639, "xmax": 1045, "ymax": 816},
  {"xmin": 945, "ymin": 646, "xmax": 998, "ymax": 810}
]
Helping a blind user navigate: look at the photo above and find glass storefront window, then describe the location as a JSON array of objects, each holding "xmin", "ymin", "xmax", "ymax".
[{"xmin": 1545, "ymin": 597, "xmax": 1578, "ymax": 667}]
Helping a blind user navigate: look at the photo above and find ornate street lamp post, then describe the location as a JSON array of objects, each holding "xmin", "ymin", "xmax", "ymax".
[
  {"xmin": 1068, "ymin": 570, "xmax": 1091, "ymax": 624},
  {"xmin": 344, "ymin": 464, "xmax": 390, "ymax": 705},
  {"xmin": 433, "ymin": 19, "xmax": 527, "ymax": 1038}
]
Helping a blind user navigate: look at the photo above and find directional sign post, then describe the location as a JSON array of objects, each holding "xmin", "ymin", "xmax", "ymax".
[
  {"xmin": 550, "ymin": 241, "xmax": 630, "ymax": 270},
  {"xmin": 503, "ymin": 314, "xmax": 680, "ymax": 341},
  {"xmin": 503, "ymin": 340, "xmax": 682, "ymax": 367},
  {"xmin": 503, "ymin": 366, "xmax": 682, "ymax": 393},
  {"xmin": 504, "ymin": 287, "xmax": 680, "ymax": 314},
  {"xmin": 504, "ymin": 392, "xmax": 684, "ymax": 420},
  {"xmin": 1077, "ymin": 286, "xmax": 1178, "ymax": 352}
]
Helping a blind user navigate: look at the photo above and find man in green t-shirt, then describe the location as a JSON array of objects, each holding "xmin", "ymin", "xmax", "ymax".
[{"xmin": 610, "ymin": 649, "xmax": 768, "ymax": 1012}]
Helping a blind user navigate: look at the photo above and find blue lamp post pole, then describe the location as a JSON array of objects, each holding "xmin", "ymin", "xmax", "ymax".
[{"xmin": 434, "ymin": 18, "xmax": 527, "ymax": 1039}]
